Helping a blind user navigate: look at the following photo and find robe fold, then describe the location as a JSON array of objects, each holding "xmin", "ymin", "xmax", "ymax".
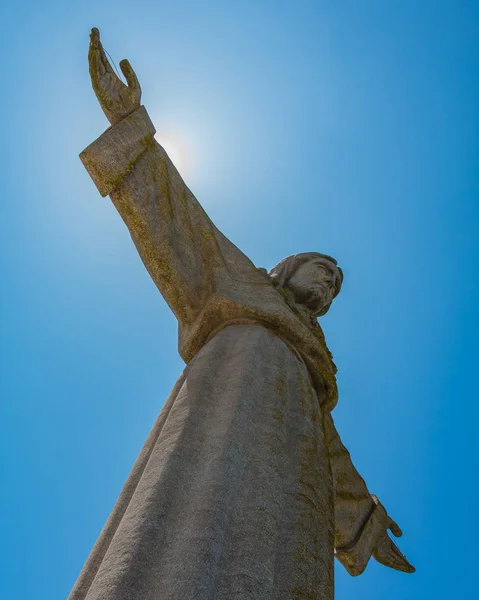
[{"xmin": 70, "ymin": 106, "xmax": 382, "ymax": 600}]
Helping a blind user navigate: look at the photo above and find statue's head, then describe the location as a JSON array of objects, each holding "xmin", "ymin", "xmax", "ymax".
[{"xmin": 269, "ymin": 252, "xmax": 343, "ymax": 317}]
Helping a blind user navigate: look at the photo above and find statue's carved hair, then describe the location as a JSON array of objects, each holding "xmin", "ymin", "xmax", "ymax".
[{"xmin": 268, "ymin": 252, "xmax": 343, "ymax": 316}]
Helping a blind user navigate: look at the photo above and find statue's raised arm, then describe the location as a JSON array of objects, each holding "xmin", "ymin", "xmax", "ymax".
[{"xmin": 81, "ymin": 28, "xmax": 259, "ymax": 335}]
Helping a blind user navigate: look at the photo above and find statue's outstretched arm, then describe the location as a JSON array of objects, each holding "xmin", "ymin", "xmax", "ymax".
[
  {"xmin": 324, "ymin": 413, "xmax": 415, "ymax": 576},
  {"xmin": 80, "ymin": 29, "xmax": 256, "ymax": 329}
]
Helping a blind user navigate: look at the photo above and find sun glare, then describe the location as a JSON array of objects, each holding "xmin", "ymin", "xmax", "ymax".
[{"xmin": 155, "ymin": 134, "xmax": 185, "ymax": 173}]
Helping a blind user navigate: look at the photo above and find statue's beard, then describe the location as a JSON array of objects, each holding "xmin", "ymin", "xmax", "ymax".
[{"xmin": 286, "ymin": 281, "xmax": 329, "ymax": 315}]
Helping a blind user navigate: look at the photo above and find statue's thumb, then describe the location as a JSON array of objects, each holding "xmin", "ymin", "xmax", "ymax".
[
  {"xmin": 120, "ymin": 59, "xmax": 140, "ymax": 91},
  {"xmin": 388, "ymin": 518, "xmax": 403, "ymax": 538}
]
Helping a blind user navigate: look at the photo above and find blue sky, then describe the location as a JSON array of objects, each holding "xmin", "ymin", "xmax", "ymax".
[{"xmin": 1, "ymin": 1, "xmax": 478, "ymax": 598}]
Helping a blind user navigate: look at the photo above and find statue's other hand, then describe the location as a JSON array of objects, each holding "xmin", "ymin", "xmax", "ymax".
[
  {"xmin": 88, "ymin": 28, "xmax": 141, "ymax": 125},
  {"xmin": 372, "ymin": 516, "xmax": 415, "ymax": 574}
]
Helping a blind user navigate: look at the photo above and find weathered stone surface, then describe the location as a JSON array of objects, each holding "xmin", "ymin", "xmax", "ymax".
[
  {"xmin": 68, "ymin": 27, "xmax": 414, "ymax": 600},
  {"xmin": 69, "ymin": 326, "xmax": 335, "ymax": 600}
]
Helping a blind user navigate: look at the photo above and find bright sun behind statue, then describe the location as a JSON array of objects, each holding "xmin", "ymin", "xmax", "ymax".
[{"xmin": 155, "ymin": 135, "xmax": 184, "ymax": 172}]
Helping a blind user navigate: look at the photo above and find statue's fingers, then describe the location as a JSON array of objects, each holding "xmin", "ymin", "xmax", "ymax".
[
  {"xmin": 120, "ymin": 59, "xmax": 141, "ymax": 92},
  {"xmin": 90, "ymin": 27, "xmax": 100, "ymax": 46},
  {"xmin": 389, "ymin": 547, "xmax": 415, "ymax": 573},
  {"xmin": 89, "ymin": 28, "xmax": 106, "ymax": 75},
  {"xmin": 89, "ymin": 28, "xmax": 116, "ymax": 77},
  {"xmin": 88, "ymin": 41, "xmax": 105, "ymax": 78},
  {"xmin": 403, "ymin": 559, "xmax": 416, "ymax": 573},
  {"xmin": 98, "ymin": 43, "xmax": 115, "ymax": 76},
  {"xmin": 388, "ymin": 540, "xmax": 415, "ymax": 571}
]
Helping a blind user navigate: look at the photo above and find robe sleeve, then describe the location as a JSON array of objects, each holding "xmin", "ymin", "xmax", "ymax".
[
  {"xmin": 80, "ymin": 106, "xmax": 257, "ymax": 330},
  {"xmin": 324, "ymin": 413, "xmax": 391, "ymax": 576}
]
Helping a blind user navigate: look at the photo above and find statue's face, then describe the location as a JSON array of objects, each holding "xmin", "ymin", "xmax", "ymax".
[{"xmin": 286, "ymin": 257, "xmax": 341, "ymax": 315}]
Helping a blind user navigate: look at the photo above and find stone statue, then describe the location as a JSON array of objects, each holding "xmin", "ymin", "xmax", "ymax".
[{"xmin": 69, "ymin": 28, "xmax": 414, "ymax": 600}]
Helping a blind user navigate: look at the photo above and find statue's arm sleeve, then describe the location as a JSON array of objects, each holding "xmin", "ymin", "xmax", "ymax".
[
  {"xmin": 80, "ymin": 106, "xmax": 254, "ymax": 328},
  {"xmin": 325, "ymin": 413, "xmax": 390, "ymax": 576}
]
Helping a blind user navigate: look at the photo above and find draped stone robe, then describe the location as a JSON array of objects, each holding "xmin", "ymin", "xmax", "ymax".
[{"xmin": 69, "ymin": 106, "xmax": 384, "ymax": 600}]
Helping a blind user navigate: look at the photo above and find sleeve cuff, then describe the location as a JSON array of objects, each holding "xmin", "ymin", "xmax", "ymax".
[
  {"xmin": 334, "ymin": 495, "xmax": 388, "ymax": 576},
  {"xmin": 79, "ymin": 105, "xmax": 156, "ymax": 197}
]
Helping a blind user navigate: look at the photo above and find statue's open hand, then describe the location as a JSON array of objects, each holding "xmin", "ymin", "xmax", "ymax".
[
  {"xmin": 372, "ymin": 513, "xmax": 415, "ymax": 574},
  {"xmin": 88, "ymin": 28, "xmax": 141, "ymax": 125}
]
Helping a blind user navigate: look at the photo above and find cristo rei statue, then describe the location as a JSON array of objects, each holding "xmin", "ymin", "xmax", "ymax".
[{"xmin": 68, "ymin": 28, "xmax": 415, "ymax": 600}]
